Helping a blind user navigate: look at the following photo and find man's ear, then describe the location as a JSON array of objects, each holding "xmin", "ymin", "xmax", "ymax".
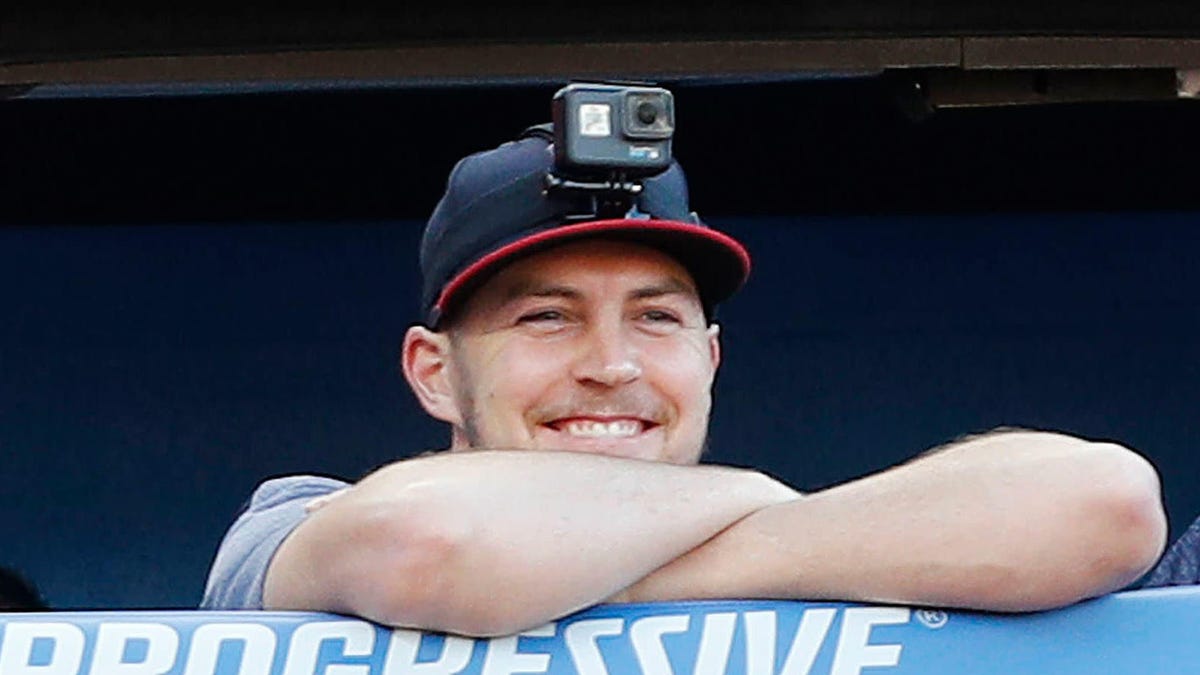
[
  {"xmin": 401, "ymin": 325, "xmax": 465, "ymax": 426},
  {"xmin": 707, "ymin": 323, "xmax": 722, "ymax": 372}
]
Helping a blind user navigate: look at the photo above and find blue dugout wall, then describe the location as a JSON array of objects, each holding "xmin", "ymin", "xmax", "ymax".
[{"xmin": 3, "ymin": 213, "xmax": 1199, "ymax": 610}]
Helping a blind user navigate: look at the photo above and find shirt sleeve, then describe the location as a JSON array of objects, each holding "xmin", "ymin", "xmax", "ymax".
[
  {"xmin": 200, "ymin": 475, "xmax": 348, "ymax": 610},
  {"xmin": 1143, "ymin": 514, "xmax": 1200, "ymax": 588}
]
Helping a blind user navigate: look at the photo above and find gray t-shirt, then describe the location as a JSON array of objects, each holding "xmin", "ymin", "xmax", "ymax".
[
  {"xmin": 1143, "ymin": 515, "xmax": 1200, "ymax": 588},
  {"xmin": 201, "ymin": 475, "xmax": 347, "ymax": 610}
]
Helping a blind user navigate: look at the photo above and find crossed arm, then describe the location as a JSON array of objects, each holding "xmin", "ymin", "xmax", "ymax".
[{"xmin": 263, "ymin": 430, "xmax": 1166, "ymax": 637}]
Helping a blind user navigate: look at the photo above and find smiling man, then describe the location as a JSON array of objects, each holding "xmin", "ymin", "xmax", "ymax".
[
  {"xmin": 419, "ymin": 239, "xmax": 718, "ymax": 465},
  {"xmin": 201, "ymin": 126, "xmax": 1168, "ymax": 637}
]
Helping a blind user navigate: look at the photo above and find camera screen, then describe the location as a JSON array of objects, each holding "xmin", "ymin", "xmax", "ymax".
[{"xmin": 579, "ymin": 104, "xmax": 613, "ymax": 137}]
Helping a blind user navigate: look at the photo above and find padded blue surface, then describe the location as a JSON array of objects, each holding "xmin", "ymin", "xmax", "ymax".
[{"xmin": 1, "ymin": 587, "xmax": 1195, "ymax": 674}]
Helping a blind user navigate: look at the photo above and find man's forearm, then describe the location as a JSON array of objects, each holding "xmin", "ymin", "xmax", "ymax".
[
  {"xmin": 264, "ymin": 449, "xmax": 797, "ymax": 636},
  {"xmin": 618, "ymin": 431, "xmax": 1167, "ymax": 611}
]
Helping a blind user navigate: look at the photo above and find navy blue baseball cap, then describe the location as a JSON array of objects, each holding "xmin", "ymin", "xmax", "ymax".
[{"xmin": 419, "ymin": 126, "xmax": 751, "ymax": 327}]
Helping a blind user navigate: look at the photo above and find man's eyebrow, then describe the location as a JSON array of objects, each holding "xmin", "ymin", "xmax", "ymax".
[
  {"xmin": 501, "ymin": 282, "xmax": 582, "ymax": 302},
  {"xmin": 629, "ymin": 277, "xmax": 698, "ymax": 299},
  {"xmin": 498, "ymin": 277, "xmax": 697, "ymax": 303}
]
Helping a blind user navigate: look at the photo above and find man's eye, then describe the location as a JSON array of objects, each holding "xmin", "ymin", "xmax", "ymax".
[
  {"xmin": 518, "ymin": 309, "xmax": 565, "ymax": 323},
  {"xmin": 641, "ymin": 310, "xmax": 681, "ymax": 323}
]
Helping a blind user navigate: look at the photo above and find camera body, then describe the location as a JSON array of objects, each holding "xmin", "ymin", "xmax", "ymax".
[{"xmin": 551, "ymin": 82, "xmax": 674, "ymax": 178}]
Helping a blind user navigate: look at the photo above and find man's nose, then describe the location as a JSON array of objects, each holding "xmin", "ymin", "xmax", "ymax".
[{"xmin": 571, "ymin": 321, "xmax": 643, "ymax": 387}]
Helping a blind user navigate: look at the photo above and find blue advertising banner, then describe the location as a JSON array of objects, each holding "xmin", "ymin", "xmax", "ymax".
[{"xmin": 1, "ymin": 587, "xmax": 1195, "ymax": 674}]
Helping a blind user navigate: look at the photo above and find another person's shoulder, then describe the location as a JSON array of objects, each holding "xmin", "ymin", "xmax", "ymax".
[
  {"xmin": 0, "ymin": 566, "xmax": 48, "ymax": 611},
  {"xmin": 1144, "ymin": 515, "xmax": 1200, "ymax": 587},
  {"xmin": 201, "ymin": 474, "xmax": 349, "ymax": 610}
]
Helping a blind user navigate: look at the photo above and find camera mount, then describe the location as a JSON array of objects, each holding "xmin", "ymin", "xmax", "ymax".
[{"xmin": 544, "ymin": 170, "xmax": 647, "ymax": 221}]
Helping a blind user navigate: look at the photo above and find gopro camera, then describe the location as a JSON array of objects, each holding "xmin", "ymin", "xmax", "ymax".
[{"xmin": 551, "ymin": 82, "xmax": 674, "ymax": 178}]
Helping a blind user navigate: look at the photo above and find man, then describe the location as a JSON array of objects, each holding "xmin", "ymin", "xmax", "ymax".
[{"xmin": 202, "ymin": 125, "xmax": 1167, "ymax": 637}]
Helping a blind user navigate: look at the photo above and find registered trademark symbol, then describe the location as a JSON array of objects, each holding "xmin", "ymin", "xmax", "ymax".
[{"xmin": 915, "ymin": 609, "xmax": 948, "ymax": 629}]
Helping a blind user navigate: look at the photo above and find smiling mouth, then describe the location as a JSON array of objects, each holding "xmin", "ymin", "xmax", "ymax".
[{"xmin": 546, "ymin": 418, "xmax": 657, "ymax": 438}]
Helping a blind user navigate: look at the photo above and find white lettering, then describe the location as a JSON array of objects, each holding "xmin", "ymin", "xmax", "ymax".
[
  {"xmin": 183, "ymin": 623, "xmax": 276, "ymax": 675},
  {"xmin": 481, "ymin": 623, "xmax": 554, "ymax": 675},
  {"xmin": 283, "ymin": 620, "xmax": 376, "ymax": 675},
  {"xmin": 90, "ymin": 623, "xmax": 179, "ymax": 675},
  {"xmin": 743, "ymin": 611, "xmax": 776, "ymax": 675},
  {"xmin": 0, "ymin": 622, "xmax": 85, "ymax": 675},
  {"xmin": 780, "ymin": 609, "xmax": 837, "ymax": 675},
  {"xmin": 692, "ymin": 613, "xmax": 736, "ymax": 675},
  {"xmin": 631, "ymin": 614, "xmax": 690, "ymax": 675},
  {"xmin": 829, "ymin": 608, "xmax": 908, "ymax": 675},
  {"xmin": 383, "ymin": 630, "xmax": 474, "ymax": 675},
  {"xmin": 744, "ymin": 609, "xmax": 837, "ymax": 675},
  {"xmin": 563, "ymin": 618, "xmax": 623, "ymax": 675}
]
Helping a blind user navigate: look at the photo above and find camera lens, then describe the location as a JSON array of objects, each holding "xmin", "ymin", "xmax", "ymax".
[
  {"xmin": 636, "ymin": 101, "xmax": 659, "ymax": 125},
  {"xmin": 623, "ymin": 89, "xmax": 673, "ymax": 140}
]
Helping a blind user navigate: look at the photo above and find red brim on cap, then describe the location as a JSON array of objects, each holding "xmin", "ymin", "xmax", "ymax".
[{"xmin": 434, "ymin": 218, "xmax": 751, "ymax": 319}]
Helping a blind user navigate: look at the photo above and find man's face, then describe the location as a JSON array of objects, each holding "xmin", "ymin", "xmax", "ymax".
[{"xmin": 420, "ymin": 239, "xmax": 720, "ymax": 465}]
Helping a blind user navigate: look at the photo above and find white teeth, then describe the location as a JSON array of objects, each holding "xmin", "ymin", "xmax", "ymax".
[{"xmin": 563, "ymin": 420, "xmax": 641, "ymax": 438}]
